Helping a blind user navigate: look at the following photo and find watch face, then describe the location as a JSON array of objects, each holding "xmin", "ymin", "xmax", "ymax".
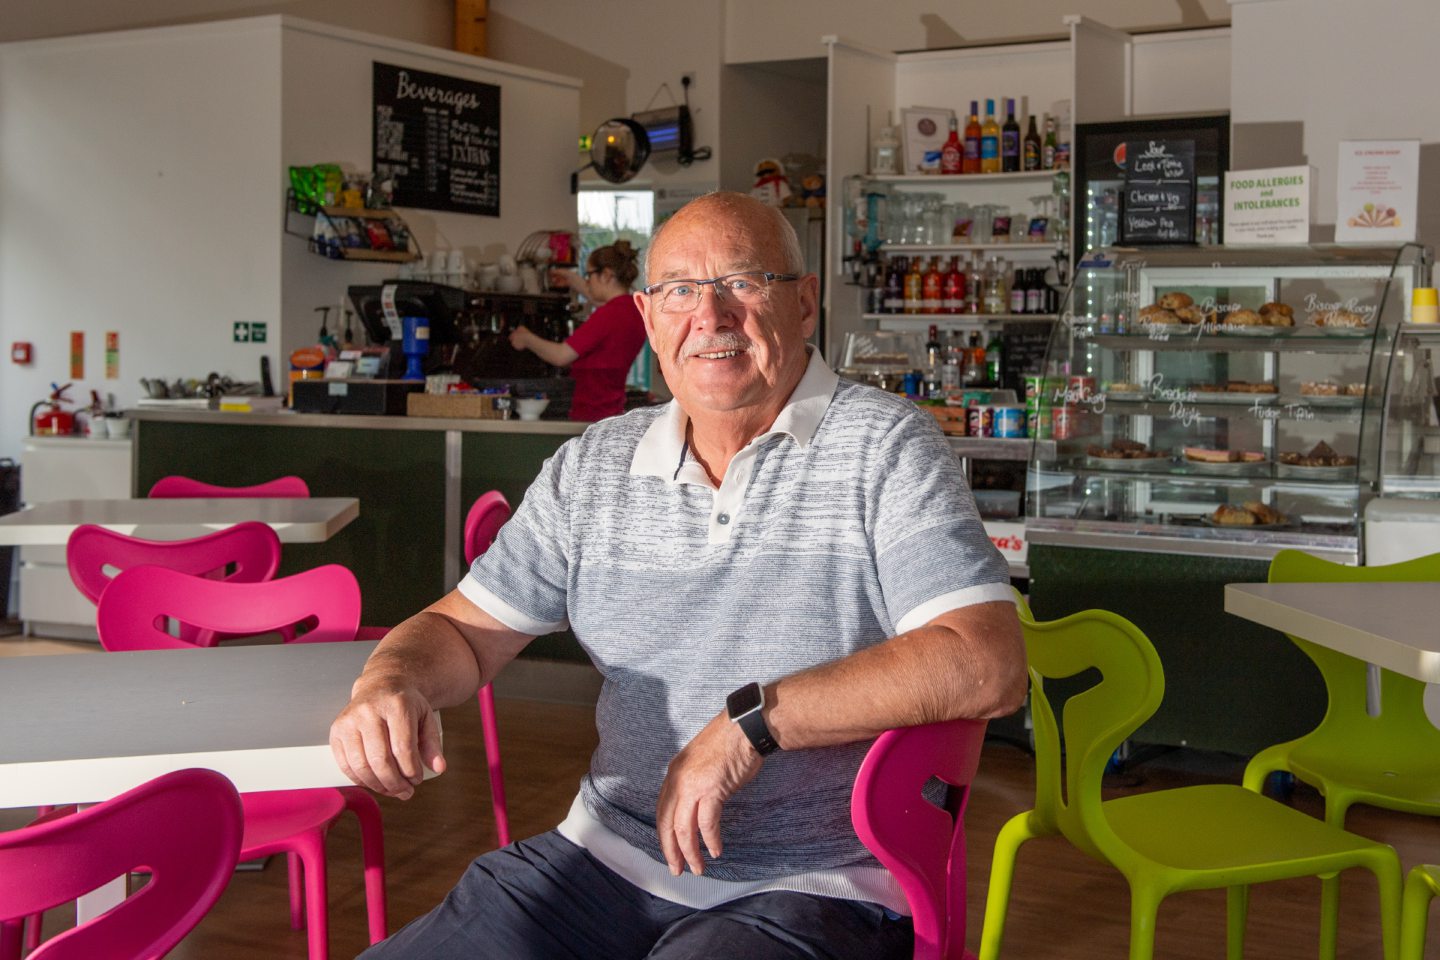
[{"xmin": 726, "ymin": 682, "xmax": 763, "ymax": 718}]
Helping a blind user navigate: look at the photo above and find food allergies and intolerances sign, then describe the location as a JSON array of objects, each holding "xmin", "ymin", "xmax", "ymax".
[
  {"xmin": 373, "ymin": 62, "xmax": 501, "ymax": 217},
  {"xmin": 1224, "ymin": 165, "xmax": 1312, "ymax": 245},
  {"xmin": 1334, "ymin": 140, "xmax": 1418, "ymax": 243}
]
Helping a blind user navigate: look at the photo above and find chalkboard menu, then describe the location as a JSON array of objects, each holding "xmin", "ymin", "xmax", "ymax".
[
  {"xmin": 1001, "ymin": 320, "xmax": 1055, "ymax": 395},
  {"xmin": 373, "ymin": 62, "xmax": 501, "ymax": 217},
  {"xmin": 1120, "ymin": 139, "xmax": 1196, "ymax": 244}
]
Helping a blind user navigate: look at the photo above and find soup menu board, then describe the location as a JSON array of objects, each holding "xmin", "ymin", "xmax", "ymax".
[
  {"xmin": 1120, "ymin": 139, "xmax": 1196, "ymax": 244},
  {"xmin": 372, "ymin": 62, "xmax": 501, "ymax": 217}
]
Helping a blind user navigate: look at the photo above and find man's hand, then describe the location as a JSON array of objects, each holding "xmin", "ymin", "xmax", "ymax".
[
  {"xmin": 654, "ymin": 711, "xmax": 765, "ymax": 876},
  {"xmin": 329, "ymin": 675, "xmax": 446, "ymax": 801},
  {"xmin": 508, "ymin": 325, "xmax": 535, "ymax": 352}
]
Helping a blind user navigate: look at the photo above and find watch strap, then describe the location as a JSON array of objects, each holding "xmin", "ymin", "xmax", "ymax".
[{"xmin": 736, "ymin": 707, "xmax": 779, "ymax": 755}]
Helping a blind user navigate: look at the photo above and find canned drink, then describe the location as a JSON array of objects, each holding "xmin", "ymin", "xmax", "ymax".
[
  {"xmin": 1031, "ymin": 415, "xmax": 1053, "ymax": 440},
  {"xmin": 1052, "ymin": 405, "xmax": 1077, "ymax": 440},
  {"xmin": 967, "ymin": 404, "xmax": 994, "ymax": 438},
  {"xmin": 993, "ymin": 405, "xmax": 1026, "ymax": 438}
]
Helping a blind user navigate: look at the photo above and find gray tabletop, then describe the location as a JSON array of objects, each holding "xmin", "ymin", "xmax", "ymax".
[
  {"xmin": 0, "ymin": 497, "xmax": 359, "ymax": 546},
  {"xmin": 0, "ymin": 641, "xmax": 378, "ymax": 806},
  {"xmin": 1225, "ymin": 581, "xmax": 1440, "ymax": 683}
]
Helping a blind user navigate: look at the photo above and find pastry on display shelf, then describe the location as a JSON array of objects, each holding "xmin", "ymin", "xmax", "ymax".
[
  {"xmin": 1184, "ymin": 447, "xmax": 1265, "ymax": 463},
  {"xmin": 1225, "ymin": 308, "xmax": 1265, "ymax": 326},
  {"xmin": 1278, "ymin": 440, "xmax": 1358, "ymax": 467},
  {"xmin": 1259, "ymin": 302, "xmax": 1295, "ymax": 325},
  {"xmin": 1087, "ymin": 438, "xmax": 1165, "ymax": 459},
  {"xmin": 1300, "ymin": 381, "xmax": 1341, "ymax": 396},
  {"xmin": 1210, "ymin": 501, "xmax": 1288, "ymax": 526},
  {"xmin": 1175, "ymin": 305, "xmax": 1212, "ymax": 325},
  {"xmin": 1309, "ymin": 308, "xmax": 1369, "ymax": 328},
  {"xmin": 1158, "ymin": 291, "xmax": 1194, "ymax": 310},
  {"xmin": 1139, "ymin": 304, "xmax": 1180, "ymax": 324}
]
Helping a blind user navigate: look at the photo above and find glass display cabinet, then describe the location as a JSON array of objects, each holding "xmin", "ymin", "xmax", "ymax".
[{"xmin": 1026, "ymin": 243, "xmax": 1431, "ymax": 564}]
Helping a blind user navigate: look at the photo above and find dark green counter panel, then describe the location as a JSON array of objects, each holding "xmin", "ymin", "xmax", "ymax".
[
  {"xmin": 134, "ymin": 421, "xmax": 447, "ymax": 629},
  {"xmin": 1027, "ymin": 544, "xmax": 1325, "ymax": 757},
  {"xmin": 459, "ymin": 431, "xmax": 587, "ymax": 664}
]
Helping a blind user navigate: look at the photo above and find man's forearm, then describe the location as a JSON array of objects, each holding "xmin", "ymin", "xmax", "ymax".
[
  {"xmin": 763, "ymin": 600, "xmax": 1027, "ymax": 751},
  {"xmin": 355, "ymin": 609, "xmax": 486, "ymax": 709}
]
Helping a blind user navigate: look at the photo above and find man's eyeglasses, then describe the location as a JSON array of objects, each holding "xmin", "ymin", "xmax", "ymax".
[{"xmin": 642, "ymin": 271, "xmax": 799, "ymax": 314}]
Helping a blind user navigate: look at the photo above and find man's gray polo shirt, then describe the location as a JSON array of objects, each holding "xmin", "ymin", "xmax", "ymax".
[{"xmin": 460, "ymin": 349, "xmax": 1011, "ymax": 907}]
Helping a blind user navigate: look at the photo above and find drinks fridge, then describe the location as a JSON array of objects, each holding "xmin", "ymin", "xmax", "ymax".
[{"xmin": 1070, "ymin": 114, "xmax": 1230, "ymax": 262}]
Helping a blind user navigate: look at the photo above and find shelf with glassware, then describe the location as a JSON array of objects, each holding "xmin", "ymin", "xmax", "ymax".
[{"xmin": 1024, "ymin": 243, "xmax": 1430, "ymax": 564}]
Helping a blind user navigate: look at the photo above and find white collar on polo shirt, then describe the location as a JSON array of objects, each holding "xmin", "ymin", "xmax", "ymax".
[{"xmin": 629, "ymin": 346, "xmax": 840, "ymax": 483}]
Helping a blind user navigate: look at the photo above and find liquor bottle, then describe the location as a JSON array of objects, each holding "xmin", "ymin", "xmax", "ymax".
[
  {"xmin": 985, "ymin": 327, "xmax": 1004, "ymax": 386},
  {"xmin": 925, "ymin": 324, "xmax": 943, "ymax": 384},
  {"xmin": 964, "ymin": 256, "xmax": 982, "ymax": 315},
  {"xmin": 941, "ymin": 257, "xmax": 966, "ymax": 314},
  {"xmin": 940, "ymin": 331, "xmax": 962, "ymax": 392},
  {"xmin": 1042, "ymin": 115, "xmax": 1058, "ymax": 170},
  {"xmin": 964, "ymin": 332, "xmax": 986, "ymax": 385},
  {"xmin": 903, "ymin": 257, "xmax": 924, "ymax": 315},
  {"xmin": 962, "ymin": 101, "xmax": 982, "ymax": 175},
  {"xmin": 1023, "ymin": 115, "xmax": 1042, "ymax": 171},
  {"xmin": 940, "ymin": 116, "xmax": 963, "ymax": 176},
  {"xmin": 922, "ymin": 258, "xmax": 944, "ymax": 313},
  {"xmin": 980, "ymin": 99, "xmax": 1001, "ymax": 174},
  {"xmin": 883, "ymin": 256, "xmax": 905, "ymax": 314},
  {"xmin": 1026, "ymin": 268, "xmax": 1046, "ymax": 314},
  {"xmin": 865, "ymin": 260, "xmax": 885, "ymax": 314},
  {"xmin": 983, "ymin": 256, "xmax": 1009, "ymax": 314},
  {"xmin": 1001, "ymin": 99, "xmax": 1020, "ymax": 173},
  {"xmin": 1009, "ymin": 267, "xmax": 1027, "ymax": 315}
]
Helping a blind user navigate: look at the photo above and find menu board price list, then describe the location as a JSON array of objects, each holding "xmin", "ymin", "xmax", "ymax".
[
  {"xmin": 372, "ymin": 62, "xmax": 500, "ymax": 217},
  {"xmin": 1121, "ymin": 139, "xmax": 1196, "ymax": 245}
]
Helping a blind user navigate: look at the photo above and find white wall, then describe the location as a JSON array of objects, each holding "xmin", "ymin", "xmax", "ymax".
[
  {"xmin": 1230, "ymin": 0, "xmax": 1440, "ymax": 246},
  {"xmin": 0, "ymin": 20, "xmax": 282, "ymax": 461},
  {"xmin": 719, "ymin": 60, "xmax": 828, "ymax": 192},
  {"xmin": 724, "ymin": 0, "xmax": 1231, "ymax": 64}
]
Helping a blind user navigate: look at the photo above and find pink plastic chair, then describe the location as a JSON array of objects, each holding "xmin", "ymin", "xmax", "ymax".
[
  {"xmin": 148, "ymin": 475, "xmax": 311, "ymax": 499},
  {"xmin": 0, "ymin": 768, "xmax": 242, "ymax": 960},
  {"xmin": 464, "ymin": 491, "xmax": 513, "ymax": 848},
  {"xmin": 66, "ymin": 522, "xmax": 283, "ymax": 647},
  {"xmin": 94, "ymin": 564, "xmax": 387, "ymax": 960},
  {"xmin": 851, "ymin": 717, "xmax": 990, "ymax": 960}
]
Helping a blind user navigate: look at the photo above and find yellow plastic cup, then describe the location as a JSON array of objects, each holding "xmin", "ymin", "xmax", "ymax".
[{"xmin": 1413, "ymin": 287, "xmax": 1439, "ymax": 324}]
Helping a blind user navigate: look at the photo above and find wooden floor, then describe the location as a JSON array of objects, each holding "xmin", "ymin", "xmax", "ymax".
[{"xmin": 4, "ymin": 653, "xmax": 1440, "ymax": 958}]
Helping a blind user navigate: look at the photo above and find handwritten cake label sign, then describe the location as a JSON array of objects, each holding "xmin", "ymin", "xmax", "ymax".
[
  {"xmin": 1225, "ymin": 165, "xmax": 1312, "ymax": 245},
  {"xmin": 1121, "ymin": 139, "xmax": 1196, "ymax": 244},
  {"xmin": 1334, "ymin": 140, "xmax": 1418, "ymax": 243}
]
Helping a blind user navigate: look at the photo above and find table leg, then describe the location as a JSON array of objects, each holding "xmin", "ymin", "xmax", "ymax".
[
  {"xmin": 1367, "ymin": 662, "xmax": 1382, "ymax": 718},
  {"xmin": 444, "ymin": 430, "xmax": 461, "ymax": 592}
]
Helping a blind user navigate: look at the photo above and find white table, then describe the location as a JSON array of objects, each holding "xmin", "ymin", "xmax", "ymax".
[
  {"xmin": 1224, "ymin": 582, "xmax": 1440, "ymax": 696},
  {"xmin": 0, "ymin": 497, "xmax": 359, "ymax": 546},
  {"xmin": 0, "ymin": 641, "xmax": 386, "ymax": 919}
]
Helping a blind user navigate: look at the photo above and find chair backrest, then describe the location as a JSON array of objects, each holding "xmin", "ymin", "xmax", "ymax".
[
  {"xmin": 148, "ymin": 475, "xmax": 310, "ymax": 499},
  {"xmin": 1017, "ymin": 604, "xmax": 1164, "ymax": 863},
  {"xmin": 851, "ymin": 718, "xmax": 988, "ymax": 960},
  {"xmin": 66, "ymin": 522, "xmax": 282, "ymax": 605},
  {"xmin": 97, "ymin": 563, "xmax": 362, "ymax": 651},
  {"xmin": 463, "ymin": 490, "xmax": 511, "ymax": 565},
  {"xmin": 1268, "ymin": 548, "xmax": 1440, "ymax": 749},
  {"xmin": 0, "ymin": 768, "xmax": 242, "ymax": 960}
]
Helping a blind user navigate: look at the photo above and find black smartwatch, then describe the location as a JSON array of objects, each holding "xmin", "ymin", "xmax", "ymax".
[{"xmin": 726, "ymin": 682, "xmax": 780, "ymax": 756}]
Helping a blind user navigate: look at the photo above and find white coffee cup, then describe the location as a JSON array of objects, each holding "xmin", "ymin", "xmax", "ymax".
[{"xmin": 105, "ymin": 417, "xmax": 132, "ymax": 439}]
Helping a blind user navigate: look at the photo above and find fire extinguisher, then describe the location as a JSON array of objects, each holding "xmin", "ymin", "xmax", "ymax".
[{"xmin": 30, "ymin": 383, "xmax": 76, "ymax": 436}]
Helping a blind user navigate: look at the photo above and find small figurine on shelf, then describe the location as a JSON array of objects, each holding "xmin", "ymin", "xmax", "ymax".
[
  {"xmin": 750, "ymin": 158, "xmax": 792, "ymax": 207},
  {"xmin": 799, "ymin": 172, "xmax": 826, "ymax": 208}
]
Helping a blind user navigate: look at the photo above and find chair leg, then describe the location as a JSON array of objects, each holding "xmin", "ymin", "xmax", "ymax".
[
  {"xmin": 21, "ymin": 912, "xmax": 40, "ymax": 955},
  {"xmin": 1226, "ymin": 885, "xmax": 1249, "ymax": 960},
  {"xmin": 978, "ymin": 813, "xmax": 1039, "ymax": 960},
  {"xmin": 1317, "ymin": 793, "xmax": 1356, "ymax": 960},
  {"xmin": 1, "ymin": 919, "xmax": 22, "ymax": 960},
  {"xmin": 339, "ymin": 786, "xmax": 389, "ymax": 944},
  {"xmin": 1401, "ymin": 866, "xmax": 1437, "ymax": 960},
  {"xmin": 1128, "ymin": 885, "xmax": 1162, "ymax": 960},
  {"xmin": 297, "ymin": 833, "xmax": 330, "ymax": 960},
  {"xmin": 1373, "ymin": 851, "xmax": 1404, "ymax": 960},
  {"xmin": 477, "ymin": 683, "xmax": 511, "ymax": 848},
  {"xmin": 288, "ymin": 851, "xmax": 305, "ymax": 930}
]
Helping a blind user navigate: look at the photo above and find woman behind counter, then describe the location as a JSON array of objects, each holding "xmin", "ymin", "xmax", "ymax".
[{"xmin": 509, "ymin": 240, "xmax": 647, "ymax": 422}]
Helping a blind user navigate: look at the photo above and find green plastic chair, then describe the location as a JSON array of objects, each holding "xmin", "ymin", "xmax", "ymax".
[
  {"xmin": 979, "ymin": 605, "xmax": 1402, "ymax": 960},
  {"xmin": 1402, "ymin": 864, "xmax": 1440, "ymax": 959},
  {"xmin": 1242, "ymin": 549, "xmax": 1440, "ymax": 960}
]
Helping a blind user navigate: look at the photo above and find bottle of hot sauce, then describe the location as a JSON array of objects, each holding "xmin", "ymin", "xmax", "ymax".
[
  {"xmin": 940, "ymin": 116, "xmax": 963, "ymax": 176},
  {"xmin": 962, "ymin": 101, "xmax": 982, "ymax": 175}
]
